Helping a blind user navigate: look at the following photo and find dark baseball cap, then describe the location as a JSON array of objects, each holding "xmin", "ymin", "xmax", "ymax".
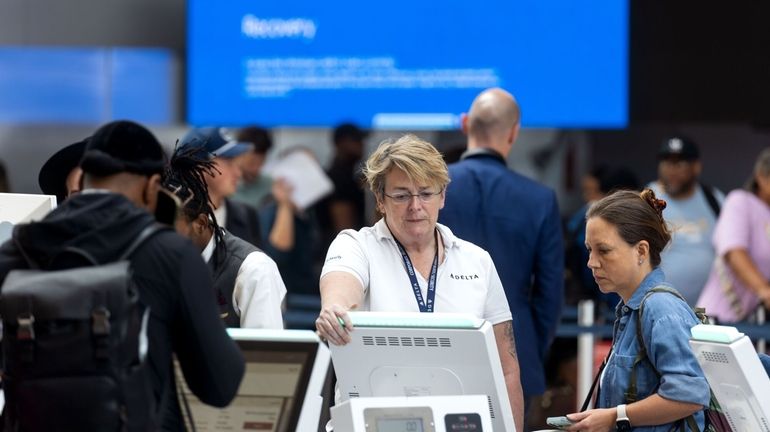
[
  {"xmin": 658, "ymin": 136, "xmax": 700, "ymax": 161},
  {"xmin": 179, "ymin": 127, "xmax": 251, "ymax": 159},
  {"xmin": 81, "ymin": 120, "xmax": 166, "ymax": 177}
]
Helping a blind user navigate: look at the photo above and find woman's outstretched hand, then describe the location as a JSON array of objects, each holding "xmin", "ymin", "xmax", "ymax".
[{"xmin": 316, "ymin": 303, "xmax": 355, "ymax": 345}]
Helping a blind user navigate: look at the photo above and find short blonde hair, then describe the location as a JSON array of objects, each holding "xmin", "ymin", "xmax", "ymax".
[{"xmin": 363, "ymin": 134, "xmax": 450, "ymax": 197}]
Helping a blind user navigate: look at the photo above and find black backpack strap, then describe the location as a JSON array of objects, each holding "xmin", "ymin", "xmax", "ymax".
[
  {"xmin": 119, "ymin": 223, "xmax": 165, "ymax": 261},
  {"xmin": 629, "ymin": 286, "xmax": 701, "ymax": 431},
  {"xmin": 700, "ymin": 183, "xmax": 721, "ymax": 218},
  {"xmin": 580, "ymin": 344, "xmax": 613, "ymax": 411},
  {"xmin": 152, "ymin": 371, "xmax": 174, "ymax": 432},
  {"xmin": 13, "ymin": 230, "xmax": 41, "ymax": 270}
]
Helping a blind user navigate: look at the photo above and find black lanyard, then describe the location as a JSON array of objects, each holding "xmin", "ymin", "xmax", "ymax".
[{"xmin": 388, "ymin": 224, "xmax": 439, "ymax": 313}]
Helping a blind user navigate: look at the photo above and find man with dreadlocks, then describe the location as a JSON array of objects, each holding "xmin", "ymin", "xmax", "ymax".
[{"xmin": 164, "ymin": 139, "xmax": 286, "ymax": 329}]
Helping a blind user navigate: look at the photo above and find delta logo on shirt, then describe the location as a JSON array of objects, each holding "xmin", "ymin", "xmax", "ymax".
[{"xmin": 449, "ymin": 273, "xmax": 479, "ymax": 280}]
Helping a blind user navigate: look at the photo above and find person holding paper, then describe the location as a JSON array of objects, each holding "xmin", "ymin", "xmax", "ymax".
[
  {"xmin": 315, "ymin": 135, "xmax": 524, "ymax": 431},
  {"xmin": 260, "ymin": 148, "xmax": 328, "ymax": 296}
]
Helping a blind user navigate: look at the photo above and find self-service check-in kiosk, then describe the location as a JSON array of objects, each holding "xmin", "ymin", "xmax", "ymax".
[{"xmin": 689, "ymin": 324, "xmax": 770, "ymax": 432}]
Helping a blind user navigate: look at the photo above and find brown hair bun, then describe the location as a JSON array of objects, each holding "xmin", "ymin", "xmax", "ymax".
[{"xmin": 640, "ymin": 188, "xmax": 667, "ymax": 218}]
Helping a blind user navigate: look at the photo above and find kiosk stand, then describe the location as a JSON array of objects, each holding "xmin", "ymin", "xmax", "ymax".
[{"xmin": 329, "ymin": 312, "xmax": 512, "ymax": 432}]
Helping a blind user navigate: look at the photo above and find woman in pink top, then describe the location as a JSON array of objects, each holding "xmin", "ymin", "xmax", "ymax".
[{"xmin": 697, "ymin": 148, "xmax": 770, "ymax": 322}]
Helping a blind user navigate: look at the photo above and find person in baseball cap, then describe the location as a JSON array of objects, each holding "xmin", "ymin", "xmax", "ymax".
[
  {"xmin": 178, "ymin": 127, "xmax": 251, "ymax": 160},
  {"xmin": 178, "ymin": 127, "xmax": 262, "ymax": 247},
  {"xmin": 647, "ymin": 134, "xmax": 725, "ymax": 308},
  {"xmin": 657, "ymin": 135, "xmax": 700, "ymax": 162},
  {"xmin": 655, "ymin": 135, "xmax": 705, "ymax": 198}
]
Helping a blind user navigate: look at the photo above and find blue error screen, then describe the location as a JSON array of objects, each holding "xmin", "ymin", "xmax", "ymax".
[{"xmin": 188, "ymin": 0, "xmax": 628, "ymax": 129}]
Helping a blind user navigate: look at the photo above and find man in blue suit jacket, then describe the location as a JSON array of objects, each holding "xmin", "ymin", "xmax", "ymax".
[{"xmin": 439, "ymin": 88, "xmax": 563, "ymax": 414}]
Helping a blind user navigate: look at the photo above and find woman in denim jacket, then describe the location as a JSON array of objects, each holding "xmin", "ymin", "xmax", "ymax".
[{"xmin": 566, "ymin": 189, "xmax": 710, "ymax": 431}]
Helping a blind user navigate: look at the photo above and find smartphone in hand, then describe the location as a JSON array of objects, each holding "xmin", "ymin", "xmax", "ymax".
[{"xmin": 546, "ymin": 416, "xmax": 574, "ymax": 430}]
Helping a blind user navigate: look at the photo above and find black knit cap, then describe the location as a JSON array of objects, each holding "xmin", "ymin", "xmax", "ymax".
[{"xmin": 81, "ymin": 120, "xmax": 166, "ymax": 177}]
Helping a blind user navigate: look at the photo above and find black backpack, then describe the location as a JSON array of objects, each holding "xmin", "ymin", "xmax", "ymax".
[{"xmin": 0, "ymin": 223, "xmax": 166, "ymax": 432}]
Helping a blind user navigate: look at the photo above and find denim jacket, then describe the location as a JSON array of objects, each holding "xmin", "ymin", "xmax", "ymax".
[{"xmin": 598, "ymin": 268, "xmax": 711, "ymax": 431}]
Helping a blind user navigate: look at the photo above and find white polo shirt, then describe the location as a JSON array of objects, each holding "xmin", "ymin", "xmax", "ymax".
[{"xmin": 321, "ymin": 219, "xmax": 512, "ymax": 324}]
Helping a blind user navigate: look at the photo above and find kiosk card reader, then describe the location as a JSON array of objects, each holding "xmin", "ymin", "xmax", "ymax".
[{"xmin": 689, "ymin": 324, "xmax": 770, "ymax": 432}]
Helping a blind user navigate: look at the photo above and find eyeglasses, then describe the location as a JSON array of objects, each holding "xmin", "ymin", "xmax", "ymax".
[{"xmin": 383, "ymin": 189, "xmax": 443, "ymax": 204}]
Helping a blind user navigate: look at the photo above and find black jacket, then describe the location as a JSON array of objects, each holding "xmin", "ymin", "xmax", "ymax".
[
  {"xmin": 0, "ymin": 192, "xmax": 245, "ymax": 430},
  {"xmin": 225, "ymin": 198, "xmax": 262, "ymax": 248}
]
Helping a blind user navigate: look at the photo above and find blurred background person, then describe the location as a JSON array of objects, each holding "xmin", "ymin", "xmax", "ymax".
[
  {"xmin": 232, "ymin": 125, "xmax": 274, "ymax": 209},
  {"xmin": 439, "ymin": 88, "xmax": 561, "ymax": 414},
  {"xmin": 316, "ymin": 122, "xmax": 368, "ymax": 257},
  {"xmin": 647, "ymin": 136, "xmax": 724, "ymax": 307},
  {"xmin": 260, "ymin": 148, "xmax": 323, "ymax": 299},
  {"xmin": 697, "ymin": 147, "xmax": 770, "ymax": 323},
  {"xmin": 565, "ymin": 165, "xmax": 639, "ymax": 307},
  {"xmin": 179, "ymin": 127, "xmax": 263, "ymax": 248}
]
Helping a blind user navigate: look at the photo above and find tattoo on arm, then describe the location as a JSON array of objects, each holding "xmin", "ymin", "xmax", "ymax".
[{"xmin": 503, "ymin": 321, "xmax": 517, "ymax": 359}]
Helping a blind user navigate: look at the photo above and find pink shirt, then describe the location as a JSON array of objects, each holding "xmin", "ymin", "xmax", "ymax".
[{"xmin": 697, "ymin": 190, "xmax": 770, "ymax": 322}]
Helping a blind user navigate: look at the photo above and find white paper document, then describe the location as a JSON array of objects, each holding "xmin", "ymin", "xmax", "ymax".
[{"xmin": 266, "ymin": 151, "xmax": 333, "ymax": 210}]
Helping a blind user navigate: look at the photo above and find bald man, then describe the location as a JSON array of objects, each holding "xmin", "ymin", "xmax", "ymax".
[{"xmin": 438, "ymin": 88, "xmax": 563, "ymax": 420}]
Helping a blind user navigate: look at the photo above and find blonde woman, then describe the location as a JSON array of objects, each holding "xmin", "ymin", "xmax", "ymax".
[{"xmin": 315, "ymin": 134, "xmax": 524, "ymax": 431}]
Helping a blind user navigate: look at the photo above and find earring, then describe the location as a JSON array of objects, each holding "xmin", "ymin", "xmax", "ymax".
[{"xmin": 638, "ymin": 259, "xmax": 644, "ymax": 265}]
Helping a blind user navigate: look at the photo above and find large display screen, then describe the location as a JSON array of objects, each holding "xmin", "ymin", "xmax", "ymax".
[
  {"xmin": 188, "ymin": 1, "xmax": 628, "ymax": 128},
  {"xmin": 0, "ymin": 47, "xmax": 174, "ymax": 124}
]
